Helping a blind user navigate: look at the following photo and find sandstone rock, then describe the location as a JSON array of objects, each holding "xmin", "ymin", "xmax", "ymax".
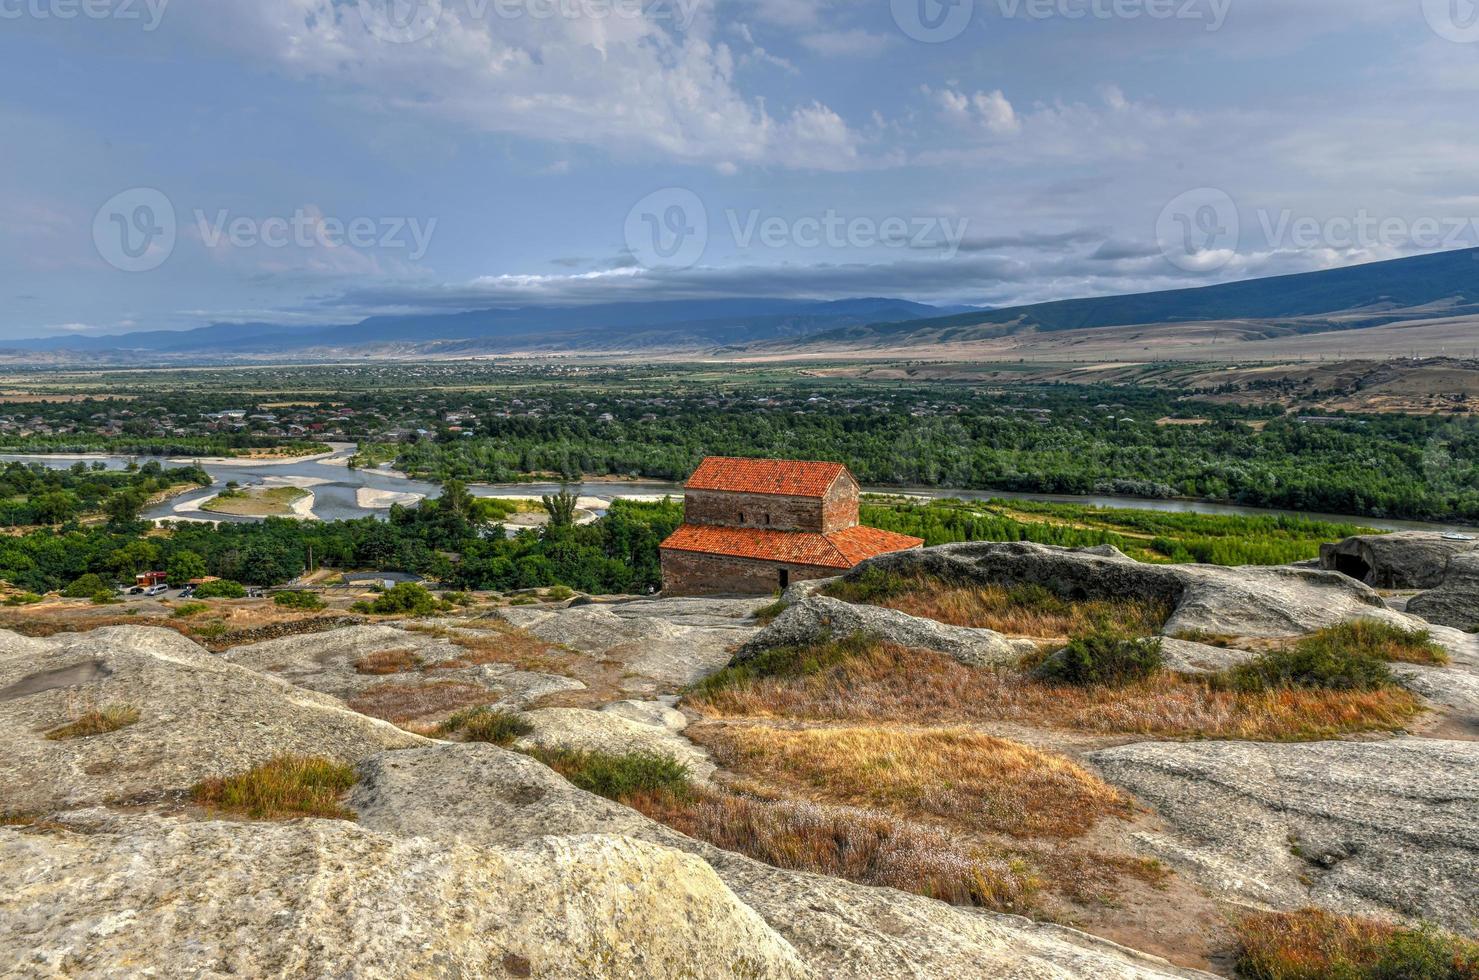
[
  {"xmin": 853, "ymin": 542, "xmax": 1411, "ymax": 639},
  {"xmin": 220, "ymin": 623, "xmax": 584, "ymax": 716},
  {"xmin": 498, "ymin": 597, "xmax": 765, "ymax": 688},
  {"xmin": 349, "ymin": 744, "xmax": 1207, "ymax": 979},
  {"xmin": 601, "ymin": 698, "xmax": 688, "ymax": 731},
  {"xmin": 1089, "ymin": 738, "xmax": 1479, "ymax": 936},
  {"xmin": 0, "ymin": 812, "xmax": 808, "ymax": 980},
  {"xmin": 1152, "ymin": 638, "xmax": 1256, "ymax": 676},
  {"xmin": 1321, "ymin": 531, "xmax": 1479, "ymax": 590},
  {"xmin": 0, "ymin": 626, "xmax": 424, "ymax": 813},
  {"xmin": 738, "ymin": 595, "xmax": 1038, "ymax": 666},
  {"xmin": 514, "ymin": 706, "xmax": 716, "ymax": 782},
  {"xmin": 1408, "ymin": 552, "xmax": 1479, "ymax": 631}
]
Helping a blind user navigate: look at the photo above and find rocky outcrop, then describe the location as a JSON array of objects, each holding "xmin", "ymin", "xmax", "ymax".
[
  {"xmin": 1408, "ymin": 552, "xmax": 1479, "ymax": 631},
  {"xmin": 514, "ymin": 706, "xmax": 717, "ymax": 782},
  {"xmin": 348, "ymin": 744, "xmax": 1206, "ymax": 979},
  {"xmin": 1320, "ymin": 531, "xmax": 1479, "ymax": 590},
  {"xmin": 738, "ymin": 595, "xmax": 1038, "ymax": 666},
  {"xmin": 854, "ymin": 542, "xmax": 1411, "ymax": 639},
  {"xmin": 1089, "ymin": 738, "xmax": 1479, "ymax": 936},
  {"xmin": 498, "ymin": 597, "xmax": 766, "ymax": 689},
  {"xmin": 0, "ymin": 812, "xmax": 809, "ymax": 980},
  {"xmin": 0, "ymin": 626, "xmax": 424, "ymax": 813},
  {"xmin": 221, "ymin": 623, "xmax": 583, "ymax": 716}
]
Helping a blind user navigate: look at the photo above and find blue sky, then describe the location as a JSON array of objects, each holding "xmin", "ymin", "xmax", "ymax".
[{"xmin": 2, "ymin": 0, "xmax": 1478, "ymax": 338}]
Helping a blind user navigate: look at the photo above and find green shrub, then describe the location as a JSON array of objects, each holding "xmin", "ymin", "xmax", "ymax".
[
  {"xmin": 1219, "ymin": 621, "xmax": 1428, "ymax": 693},
  {"xmin": 273, "ymin": 590, "xmax": 326, "ymax": 611},
  {"xmin": 4, "ymin": 592, "xmax": 44, "ymax": 606},
  {"xmin": 437, "ymin": 707, "xmax": 533, "ymax": 746},
  {"xmin": 545, "ymin": 585, "xmax": 574, "ymax": 602},
  {"xmin": 91, "ymin": 590, "xmax": 122, "ymax": 605},
  {"xmin": 193, "ymin": 580, "xmax": 247, "ymax": 600},
  {"xmin": 172, "ymin": 602, "xmax": 210, "ymax": 618},
  {"xmin": 528, "ymin": 748, "xmax": 693, "ymax": 802},
  {"xmin": 361, "ymin": 582, "xmax": 439, "ymax": 616},
  {"xmin": 1036, "ymin": 626, "xmax": 1164, "ymax": 687},
  {"xmin": 1297, "ymin": 619, "xmax": 1448, "ymax": 666},
  {"xmin": 64, "ymin": 573, "xmax": 108, "ymax": 598},
  {"xmin": 752, "ymin": 597, "xmax": 790, "ymax": 625},
  {"xmin": 442, "ymin": 591, "xmax": 475, "ymax": 607}
]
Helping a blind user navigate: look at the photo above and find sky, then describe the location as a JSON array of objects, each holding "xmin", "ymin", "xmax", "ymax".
[{"xmin": 2, "ymin": 0, "xmax": 1478, "ymax": 339}]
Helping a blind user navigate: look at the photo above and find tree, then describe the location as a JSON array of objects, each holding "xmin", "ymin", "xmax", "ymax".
[
  {"xmin": 439, "ymin": 479, "xmax": 473, "ymax": 518},
  {"xmin": 166, "ymin": 550, "xmax": 207, "ymax": 585},
  {"xmin": 541, "ymin": 484, "xmax": 579, "ymax": 529},
  {"xmin": 105, "ymin": 489, "xmax": 146, "ymax": 527}
]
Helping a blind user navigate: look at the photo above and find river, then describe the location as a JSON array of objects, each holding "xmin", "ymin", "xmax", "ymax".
[{"xmin": 1, "ymin": 444, "xmax": 1472, "ymax": 535}]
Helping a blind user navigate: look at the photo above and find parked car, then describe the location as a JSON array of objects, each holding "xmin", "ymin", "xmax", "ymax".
[
  {"xmin": 144, "ymin": 584, "xmax": 168, "ymax": 597},
  {"xmin": 178, "ymin": 586, "xmax": 195, "ymax": 599}
]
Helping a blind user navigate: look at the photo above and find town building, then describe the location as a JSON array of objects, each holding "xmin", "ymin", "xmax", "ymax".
[{"xmin": 660, "ymin": 457, "xmax": 924, "ymax": 596}]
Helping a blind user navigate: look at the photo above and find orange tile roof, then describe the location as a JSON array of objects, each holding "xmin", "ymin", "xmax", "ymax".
[
  {"xmin": 685, "ymin": 457, "xmax": 850, "ymax": 498},
  {"xmin": 660, "ymin": 523, "xmax": 923, "ymax": 569}
]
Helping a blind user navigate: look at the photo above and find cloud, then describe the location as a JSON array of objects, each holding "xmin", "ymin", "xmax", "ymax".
[
  {"xmin": 799, "ymin": 29, "xmax": 894, "ymax": 57},
  {"xmin": 186, "ymin": 1, "xmax": 862, "ymax": 171},
  {"xmin": 936, "ymin": 88, "xmax": 1021, "ymax": 135}
]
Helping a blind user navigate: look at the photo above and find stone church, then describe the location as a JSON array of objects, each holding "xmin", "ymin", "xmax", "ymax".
[{"xmin": 660, "ymin": 457, "xmax": 925, "ymax": 596}]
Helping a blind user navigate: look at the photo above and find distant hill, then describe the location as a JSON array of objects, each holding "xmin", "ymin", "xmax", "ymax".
[
  {"xmin": 5, "ymin": 298, "xmax": 974, "ymax": 359},
  {"xmin": 775, "ymin": 248, "xmax": 1479, "ymax": 351}
]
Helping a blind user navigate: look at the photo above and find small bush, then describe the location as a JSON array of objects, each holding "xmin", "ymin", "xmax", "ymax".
[
  {"xmin": 1036, "ymin": 626, "xmax": 1164, "ymax": 687},
  {"xmin": 752, "ymin": 597, "xmax": 790, "ymax": 626},
  {"xmin": 5, "ymin": 592, "xmax": 44, "ymax": 606},
  {"xmin": 45, "ymin": 704, "xmax": 140, "ymax": 740},
  {"xmin": 274, "ymin": 590, "xmax": 326, "ymax": 611},
  {"xmin": 545, "ymin": 585, "xmax": 574, "ymax": 602},
  {"xmin": 192, "ymin": 754, "xmax": 357, "ymax": 820},
  {"xmin": 64, "ymin": 573, "xmax": 108, "ymax": 598},
  {"xmin": 1221, "ymin": 625, "xmax": 1410, "ymax": 693},
  {"xmin": 194, "ymin": 580, "xmax": 248, "ymax": 600},
  {"xmin": 195, "ymin": 620, "xmax": 230, "ymax": 641},
  {"xmin": 91, "ymin": 590, "xmax": 122, "ymax": 605},
  {"xmin": 1234, "ymin": 908, "xmax": 1479, "ymax": 980},
  {"xmin": 442, "ymin": 591, "xmax": 475, "ymax": 607},
  {"xmin": 528, "ymin": 748, "xmax": 693, "ymax": 802},
  {"xmin": 360, "ymin": 583, "xmax": 438, "ymax": 616},
  {"xmin": 438, "ymin": 707, "xmax": 533, "ymax": 745},
  {"xmin": 1302, "ymin": 620, "xmax": 1448, "ymax": 666},
  {"xmin": 172, "ymin": 602, "xmax": 210, "ymax": 618}
]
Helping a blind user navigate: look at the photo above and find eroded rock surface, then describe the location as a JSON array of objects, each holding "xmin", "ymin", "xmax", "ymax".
[
  {"xmin": 853, "ymin": 542, "xmax": 1412, "ymax": 639},
  {"xmin": 497, "ymin": 596, "xmax": 766, "ymax": 688},
  {"xmin": 0, "ymin": 626, "xmax": 424, "ymax": 813},
  {"xmin": 349, "ymin": 744, "xmax": 1207, "ymax": 979},
  {"xmin": 514, "ymin": 706, "xmax": 717, "ymax": 782},
  {"xmin": 221, "ymin": 623, "xmax": 583, "ymax": 715},
  {"xmin": 739, "ymin": 595, "xmax": 1038, "ymax": 666},
  {"xmin": 1089, "ymin": 738, "xmax": 1479, "ymax": 936},
  {"xmin": 1408, "ymin": 552, "xmax": 1479, "ymax": 632},
  {"xmin": 1, "ymin": 812, "xmax": 808, "ymax": 980},
  {"xmin": 1321, "ymin": 531, "xmax": 1479, "ymax": 590}
]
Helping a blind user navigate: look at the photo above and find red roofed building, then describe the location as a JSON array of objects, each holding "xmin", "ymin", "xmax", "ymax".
[{"xmin": 660, "ymin": 457, "xmax": 924, "ymax": 596}]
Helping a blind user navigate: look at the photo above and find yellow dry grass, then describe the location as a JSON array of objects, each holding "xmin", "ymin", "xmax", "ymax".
[
  {"xmin": 691, "ymin": 724, "xmax": 1134, "ymax": 839},
  {"xmin": 192, "ymin": 755, "xmax": 357, "ymax": 821},
  {"xmin": 690, "ymin": 640, "xmax": 1422, "ymax": 742},
  {"xmin": 45, "ymin": 704, "xmax": 140, "ymax": 740},
  {"xmin": 346, "ymin": 681, "xmax": 495, "ymax": 724}
]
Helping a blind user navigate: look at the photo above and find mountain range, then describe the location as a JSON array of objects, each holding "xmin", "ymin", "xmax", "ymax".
[{"xmin": 7, "ymin": 247, "xmax": 1479, "ymax": 362}]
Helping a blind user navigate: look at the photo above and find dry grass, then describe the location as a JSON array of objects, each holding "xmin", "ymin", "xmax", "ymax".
[
  {"xmin": 354, "ymin": 649, "xmax": 424, "ymax": 675},
  {"xmin": 45, "ymin": 704, "xmax": 140, "ymax": 740},
  {"xmin": 410, "ymin": 622, "xmax": 569, "ymax": 674},
  {"xmin": 632, "ymin": 789, "xmax": 1044, "ymax": 914},
  {"xmin": 346, "ymin": 681, "xmax": 496, "ymax": 724},
  {"xmin": 437, "ymin": 707, "xmax": 533, "ymax": 745},
  {"xmin": 1300, "ymin": 619, "xmax": 1450, "ymax": 667},
  {"xmin": 690, "ymin": 724, "xmax": 1134, "ymax": 839},
  {"xmin": 824, "ymin": 569, "xmax": 1169, "ymax": 637},
  {"xmin": 689, "ymin": 639, "xmax": 1423, "ymax": 742},
  {"xmin": 1234, "ymin": 909, "xmax": 1479, "ymax": 980},
  {"xmin": 192, "ymin": 754, "xmax": 357, "ymax": 820}
]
